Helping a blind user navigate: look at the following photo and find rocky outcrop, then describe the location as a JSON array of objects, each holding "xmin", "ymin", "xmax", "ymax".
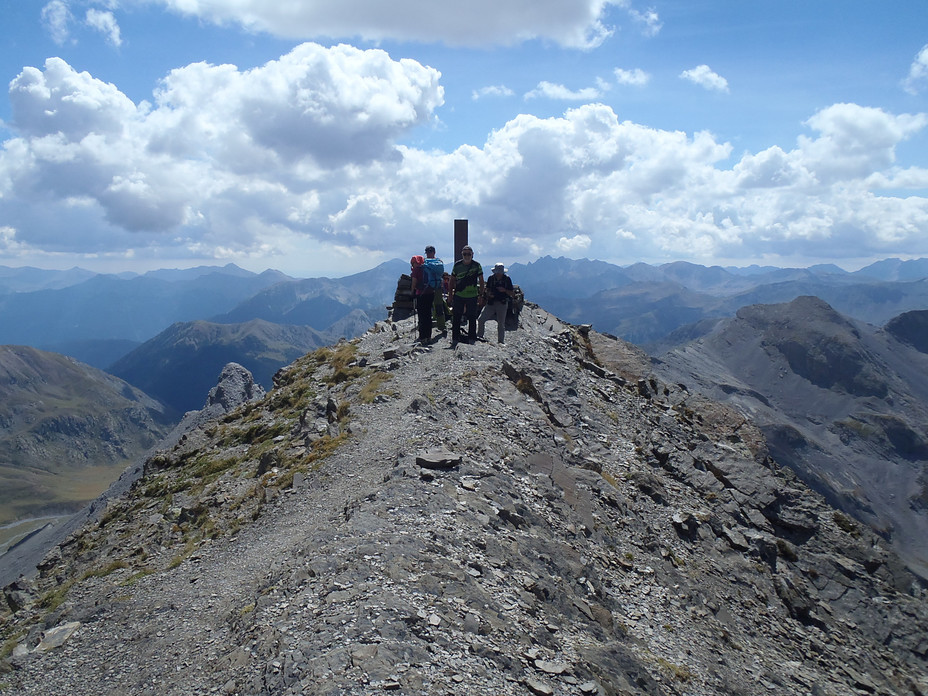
[{"xmin": 2, "ymin": 309, "xmax": 926, "ymax": 696}]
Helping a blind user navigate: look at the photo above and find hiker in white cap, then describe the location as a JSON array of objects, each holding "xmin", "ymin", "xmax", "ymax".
[{"xmin": 477, "ymin": 262, "xmax": 514, "ymax": 344}]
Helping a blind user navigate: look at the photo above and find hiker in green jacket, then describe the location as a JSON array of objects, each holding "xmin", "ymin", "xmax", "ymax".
[{"xmin": 448, "ymin": 245, "xmax": 484, "ymax": 347}]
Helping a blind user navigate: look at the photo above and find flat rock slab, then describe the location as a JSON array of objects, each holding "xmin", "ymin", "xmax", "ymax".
[
  {"xmin": 36, "ymin": 622, "xmax": 81, "ymax": 653},
  {"xmin": 415, "ymin": 449, "xmax": 463, "ymax": 470}
]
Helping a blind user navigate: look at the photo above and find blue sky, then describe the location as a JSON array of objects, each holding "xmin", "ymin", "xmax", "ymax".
[{"xmin": 0, "ymin": 1, "xmax": 926, "ymax": 277}]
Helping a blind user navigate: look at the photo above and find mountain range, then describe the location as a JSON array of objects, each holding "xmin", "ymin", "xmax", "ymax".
[
  {"xmin": 2, "ymin": 305, "xmax": 926, "ymax": 695},
  {"xmin": 0, "ymin": 260, "xmax": 405, "ymax": 370},
  {"xmin": 4, "ymin": 255, "xmax": 928, "ymax": 371},
  {"xmin": 1, "ymin": 255, "xmax": 927, "ymax": 582},
  {"xmin": 510, "ymin": 256, "xmax": 928, "ymax": 348}
]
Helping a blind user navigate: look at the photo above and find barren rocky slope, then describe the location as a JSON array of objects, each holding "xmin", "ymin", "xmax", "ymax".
[
  {"xmin": 2, "ymin": 305, "xmax": 927, "ymax": 696},
  {"xmin": 654, "ymin": 296, "xmax": 928, "ymax": 580}
]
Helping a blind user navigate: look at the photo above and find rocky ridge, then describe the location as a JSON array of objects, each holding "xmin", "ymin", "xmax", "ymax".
[{"xmin": 2, "ymin": 304, "xmax": 927, "ymax": 696}]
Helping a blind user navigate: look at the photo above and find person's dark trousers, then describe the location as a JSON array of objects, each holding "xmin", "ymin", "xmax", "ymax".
[
  {"xmin": 416, "ymin": 289, "xmax": 434, "ymax": 342},
  {"xmin": 452, "ymin": 295, "xmax": 478, "ymax": 344}
]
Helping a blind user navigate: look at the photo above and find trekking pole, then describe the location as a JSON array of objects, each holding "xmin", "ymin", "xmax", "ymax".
[{"xmin": 412, "ymin": 296, "xmax": 418, "ymax": 337}]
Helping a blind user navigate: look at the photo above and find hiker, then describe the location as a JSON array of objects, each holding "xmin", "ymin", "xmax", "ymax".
[
  {"xmin": 477, "ymin": 262, "xmax": 514, "ymax": 344},
  {"xmin": 437, "ymin": 272, "xmax": 453, "ymax": 326},
  {"xmin": 409, "ymin": 254, "xmax": 433, "ymax": 344},
  {"xmin": 448, "ymin": 245, "xmax": 484, "ymax": 346},
  {"xmin": 423, "ymin": 245, "xmax": 446, "ymax": 337}
]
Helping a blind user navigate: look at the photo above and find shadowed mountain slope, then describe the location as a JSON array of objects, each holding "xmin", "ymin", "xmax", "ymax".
[
  {"xmin": 0, "ymin": 346, "xmax": 175, "ymax": 526},
  {"xmin": 3, "ymin": 305, "xmax": 926, "ymax": 695},
  {"xmin": 655, "ymin": 296, "xmax": 928, "ymax": 580},
  {"xmin": 885, "ymin": 309, "xmax": 928, "ymax": 353},
  {"xmin": 108, "ymin": 319, "xmax": 331, "ymax": 414},
  {"xmin": 0, "ymin": 361, "xmax": 266, "ymax": 589}
]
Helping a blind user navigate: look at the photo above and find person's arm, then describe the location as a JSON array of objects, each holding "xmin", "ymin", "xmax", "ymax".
[
  {"xmin": 478, "ymin": 272, "xmax": 485, "ymax": 297},
  {"xmin": 448, "ymin": 271, "xmax": 457, "ymax": 300}
]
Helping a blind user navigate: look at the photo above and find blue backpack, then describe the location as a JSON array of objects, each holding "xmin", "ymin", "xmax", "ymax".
[{"xmin": 422, "ymin": 258, "xmax": 444, "ymax": 289}]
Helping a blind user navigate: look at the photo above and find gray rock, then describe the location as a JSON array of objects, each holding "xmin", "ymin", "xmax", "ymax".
[
  {"xmin": 35, "ymin": 622, "xmax": 81, "ymax": 653},
  {"xmin": 415, "ymin": 449, "xmax": 462, "ymax": 470}
]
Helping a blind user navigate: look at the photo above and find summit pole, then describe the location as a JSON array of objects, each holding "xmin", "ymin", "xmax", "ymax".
[{"xmin": 454, "ymin": 219, "xmax": 468, "ymax": 262}]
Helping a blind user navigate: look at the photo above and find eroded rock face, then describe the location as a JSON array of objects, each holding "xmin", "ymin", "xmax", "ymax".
[{"xmin": 3, "ymin": 305, "xmax": 927, "ymax": 696}]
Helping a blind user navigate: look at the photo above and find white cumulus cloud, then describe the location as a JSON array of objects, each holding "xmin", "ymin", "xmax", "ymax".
[
  {"xmin": 1, "ymin": 48, "xmax": 926, "ymax": 273},
  {"xmin": 797, "ymin": 103, "xmax": 928, "ymax": 184},
  {"xmin": 0, "ymin": 46, "xmax": 443, "ymax": 256},
  {"xmin": 473, "ymin": 85, "xmax": 515, "ymax": 100},
  {"xmin": 557, "ymin": 234, "xmax": 592, "ymax": 252},
  {"xmin": 680, "ymin": 64, "xmax": 729, "ymax": 93},
  {"xmin": 629, "ymin": 7, "xmax": 662, "ymax": 37},
  {"xmin": 903, "ymin": 44, "xmax": 928, "ymax": 95},
  {"xmin": 148, "ymin": 0, "xmax": 625, "ymax": 48}
]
